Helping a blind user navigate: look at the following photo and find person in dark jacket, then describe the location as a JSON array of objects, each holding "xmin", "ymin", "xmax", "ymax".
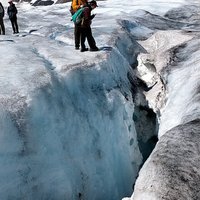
[
  {"xmin": 80, "ymin": 0, "xmax": 99, "ymax": 52},
  {"xmin": 7, "ymin": 0, "xmax": 19, "ymax": 34},
  {"xmin": 0, "ymin": 2, "xmax": 5, "ymax": 35}
]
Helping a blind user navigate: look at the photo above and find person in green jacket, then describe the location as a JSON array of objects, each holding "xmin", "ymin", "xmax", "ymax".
[{"xmin": 80, "ymin": 0, "xmax": 99, "ymax": 52}]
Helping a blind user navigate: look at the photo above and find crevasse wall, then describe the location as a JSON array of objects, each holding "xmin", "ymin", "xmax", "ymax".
[{"xmin": 0, "ymin": 30, "xmax": 144, "ymax": 200}]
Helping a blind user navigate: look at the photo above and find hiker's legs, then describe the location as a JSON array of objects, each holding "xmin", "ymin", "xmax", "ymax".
[
  {"xmin": 0, "ymin": 17, "xmax": 5, "ymax": 35},
  {"xmin": 10, "ymin": 18, "xmax": 16, "ymax": 33},
  {"xmin": 80, "ymin": 28, "xmax": 87, "ymax": 49},
  {"xmin": 14, "ymin": 17, "xmax": 19, "ymax": 33},
  {"xmin": 74, "ymin": 23, "xmax": 81, "ymax": 48},
  {"xmin": 85, "ymin": 27, "xmax": 97, "ymax": 49}
]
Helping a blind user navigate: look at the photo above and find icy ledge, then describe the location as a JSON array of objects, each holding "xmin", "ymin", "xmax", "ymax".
[{"xmin": 0, "ymin": 25, "xmax": 145, "ymax": 199}]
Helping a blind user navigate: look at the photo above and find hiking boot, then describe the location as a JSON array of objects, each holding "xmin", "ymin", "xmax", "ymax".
[
  {"xmin": 75, "ymin": 47, "xmax": 79, "ymax": 50},
  {"xmin": 90, "ymin": 47, "xmax": 99, "ymax": 52},
  {"xmin": 80, "ymin": 48, "xmax": 88, "ymax": 52}
]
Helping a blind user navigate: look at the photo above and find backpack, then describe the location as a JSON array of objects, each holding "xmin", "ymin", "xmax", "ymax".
[{"xmin": 71, "ymin": 7, "xmax": 84, "ymax": 24}]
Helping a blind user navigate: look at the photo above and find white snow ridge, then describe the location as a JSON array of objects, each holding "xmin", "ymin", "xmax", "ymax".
[{"xmin": 1, "ymin": 0, "xmax": 200, "ymax": 200}]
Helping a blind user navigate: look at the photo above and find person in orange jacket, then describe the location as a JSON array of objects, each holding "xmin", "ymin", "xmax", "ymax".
[
  {"xmin": 71, "ymin": 0, "xmax": 87, "ymax": 14},
  {"xmin": 70, "ymin": 0, "xmax": 88, "ymax": 50}
]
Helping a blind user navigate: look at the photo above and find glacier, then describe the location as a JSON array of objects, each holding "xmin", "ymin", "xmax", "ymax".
[{"xmin": 1, "ymin": 0, "xmax": 200, "ymax": 199}]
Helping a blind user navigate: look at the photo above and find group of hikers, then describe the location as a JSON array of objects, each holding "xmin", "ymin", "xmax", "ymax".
[
  {"xmin": 71, "ymin": 0, "xmax": 99, "ymax": 52},
  {"xmin": 0, "ymin": 0, "xmax": 19, "ymax": 35},
  {"xmin": 0, "ymin": 0, "xmax": 98, "ymax": 53}
]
